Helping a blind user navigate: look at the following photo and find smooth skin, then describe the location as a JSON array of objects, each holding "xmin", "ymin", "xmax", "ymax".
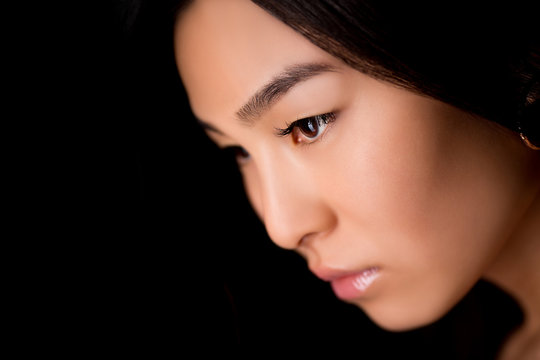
[{"xmin": 175, "ymin": 1, "xmax": 540, "ymax": 357}]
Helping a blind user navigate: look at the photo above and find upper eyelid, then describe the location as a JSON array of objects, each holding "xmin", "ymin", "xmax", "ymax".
[
  {"xmin": 274, "ymin": 113, "xmax": 334, "ymax": 137},
  {"xmin": 274, "ymin": 115, "xmax": 319, "ymax": 137}
]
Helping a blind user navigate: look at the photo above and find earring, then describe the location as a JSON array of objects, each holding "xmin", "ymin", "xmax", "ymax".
[
  {"xmin": 517, "ymin": 75, "xmax": 539, "ymax": 151},
  {"xmin": 519, "ymin": 132, "xmax": 540, "ymax": 150}
]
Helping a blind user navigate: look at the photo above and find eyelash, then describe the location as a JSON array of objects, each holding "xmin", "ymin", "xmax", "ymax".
[
  {"xmin": 222, "ymin": 145, "xmax": 251, "ymax": 163},
  {"xmin": 221, "ymin": 111, "xmax": 337, "ymax": 164},
  {"xmin": 275, "ymin": 112, "xmax": 337, "ymax": 138}
]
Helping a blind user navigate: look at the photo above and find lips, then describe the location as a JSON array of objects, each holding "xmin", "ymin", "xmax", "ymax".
[{"xmin": 311, "ymin": 266, "xmax": 381, "ymax": 300}]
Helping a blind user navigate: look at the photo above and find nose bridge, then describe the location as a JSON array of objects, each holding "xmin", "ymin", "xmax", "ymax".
[{"xmin": 256, "ymin": 150, "xmax": 333, "ymax": 250}]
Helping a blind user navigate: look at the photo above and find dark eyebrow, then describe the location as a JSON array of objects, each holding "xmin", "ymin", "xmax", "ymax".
[
  {"xmin": 197, "ymin": 118, "xmax": 224, "ymax": 136},
  {"xmin": 235, "ymin": 62, "xmax": 338, "ymax": 124}
]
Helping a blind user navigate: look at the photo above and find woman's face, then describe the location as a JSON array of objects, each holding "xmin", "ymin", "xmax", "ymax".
[{"xmin": 175, "ymin": 0, "xmax": 539, "ymax": 331}]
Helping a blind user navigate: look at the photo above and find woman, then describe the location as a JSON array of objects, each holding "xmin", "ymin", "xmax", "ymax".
[{"xmin": 172, "ymin": 0, "xmax": 539, "ymax": 357}]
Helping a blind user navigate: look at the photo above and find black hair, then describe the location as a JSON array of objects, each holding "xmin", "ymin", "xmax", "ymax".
[
  {"xmin": 115, "ymin": 1, "xmax": 532, "ymax": 352},
  {"xmin": 171, "ymin": 0, "xmax": 539, "ymax": 145}
]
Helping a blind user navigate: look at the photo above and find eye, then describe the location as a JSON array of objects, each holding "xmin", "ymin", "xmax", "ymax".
[
  {"xmin": 276, "ymin": 112, "xmax": 336, "ymax": 144},
  {"xmin": 223, "ymin": 145, "xmax": 250, "ymax": 164}
]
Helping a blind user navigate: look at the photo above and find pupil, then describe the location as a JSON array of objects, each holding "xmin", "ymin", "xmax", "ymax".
[{"xmin": 301, "ymin": 119, "xmax": 318, "ymax": 137}]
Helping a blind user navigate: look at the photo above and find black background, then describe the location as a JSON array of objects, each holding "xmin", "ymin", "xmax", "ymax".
[{"xmin": 18, "ymin": 1, "xmax": 523, "ymax": 357}]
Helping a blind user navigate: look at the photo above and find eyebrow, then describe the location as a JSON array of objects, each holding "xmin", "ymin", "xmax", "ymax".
[
  {"xmin": 197, "ymin": 119, "xmax": 225, "ymax": 136},
  {"xmin": 235, "ymin": 62, "xmax": 338, "ymax": 124},
  {"xmin": 196, "ymin": 62, "xmax": 338, "ymax": 135}
]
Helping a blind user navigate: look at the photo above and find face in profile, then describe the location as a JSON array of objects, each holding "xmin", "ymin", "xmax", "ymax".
[{"xmin": 174, "ymin": 0, "xmax": 540, "ymax": 331}]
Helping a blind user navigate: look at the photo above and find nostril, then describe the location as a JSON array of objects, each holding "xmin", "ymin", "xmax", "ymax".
[
  {"xmin": 298, "ymin": 232, "xmax": 316, "ymax": 247},
  {"xmin": 298, "ymin": 235, "xmax": 307, "ymax": 247}
]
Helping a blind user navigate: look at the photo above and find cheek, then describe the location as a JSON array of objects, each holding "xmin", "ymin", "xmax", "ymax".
[
  {"xmin": 331, "ymin": 87, "xmax": 521, "ymax": 253},
  {"xmin": 324, "ymin": 93, "xmax": 531, "ymax": 329},
  {"xmin": 328, "ymin": 93, "xmax": 454, "ymax": 241}
]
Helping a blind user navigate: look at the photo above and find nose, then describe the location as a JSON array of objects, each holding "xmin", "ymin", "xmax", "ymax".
[{"xmin": 249, "ymin": 151, "xmax": 336, "ymax": 250}]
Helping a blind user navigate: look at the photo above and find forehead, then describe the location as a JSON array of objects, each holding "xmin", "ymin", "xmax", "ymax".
[{"xmin": 174, "ymin": 0, "xmax": 336, "ymax": 122}]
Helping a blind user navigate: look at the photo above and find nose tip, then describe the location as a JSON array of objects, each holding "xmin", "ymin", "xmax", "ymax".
[
  {"xmin": 261, "ymin": 195, "xmax": 336, "ymax": 251},
  {"xmin": 250, "ymin": 150, "xmax": 336, "ymax": 251},
  {"xmin": 261, "ymin": 204, "xmax": 296, "ymax": 250},
  {"xmin": 263, "ymin": 213, "xmax": 306, "ymax": 250}
]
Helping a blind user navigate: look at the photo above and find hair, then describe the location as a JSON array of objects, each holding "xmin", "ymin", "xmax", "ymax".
[{"xmin": 168, "ymin": 0, "xmax": 539, "ymax": 146}]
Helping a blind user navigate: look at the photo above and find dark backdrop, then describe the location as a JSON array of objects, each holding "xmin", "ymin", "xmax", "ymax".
[{"xmin": 27, "ymin": 2, "xmax": 522, "ymax": 358}]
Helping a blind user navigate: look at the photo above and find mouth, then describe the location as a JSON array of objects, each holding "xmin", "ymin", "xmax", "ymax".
[{"xmin": 311, "ymin": 266, "xmax": 381, "ymax": 301}]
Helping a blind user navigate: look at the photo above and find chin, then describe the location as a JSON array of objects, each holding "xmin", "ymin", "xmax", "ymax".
[
  {"xmin": 372, "ymin": 315, "xmax": 440, "ymax": 333},
  {"xmin": 356, "ymin": 298, "xmax": 456, "ymax": 333}
]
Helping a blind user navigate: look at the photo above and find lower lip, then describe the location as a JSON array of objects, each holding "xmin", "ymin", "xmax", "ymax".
[{"xmin": 330, "ymin": 267, "xmax": 380, "ymax": 300}]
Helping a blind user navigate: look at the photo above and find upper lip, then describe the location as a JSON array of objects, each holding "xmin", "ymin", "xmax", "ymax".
[{"xmin": 310, "ymin": 266, "xmax": 378, "ymax": 282}]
